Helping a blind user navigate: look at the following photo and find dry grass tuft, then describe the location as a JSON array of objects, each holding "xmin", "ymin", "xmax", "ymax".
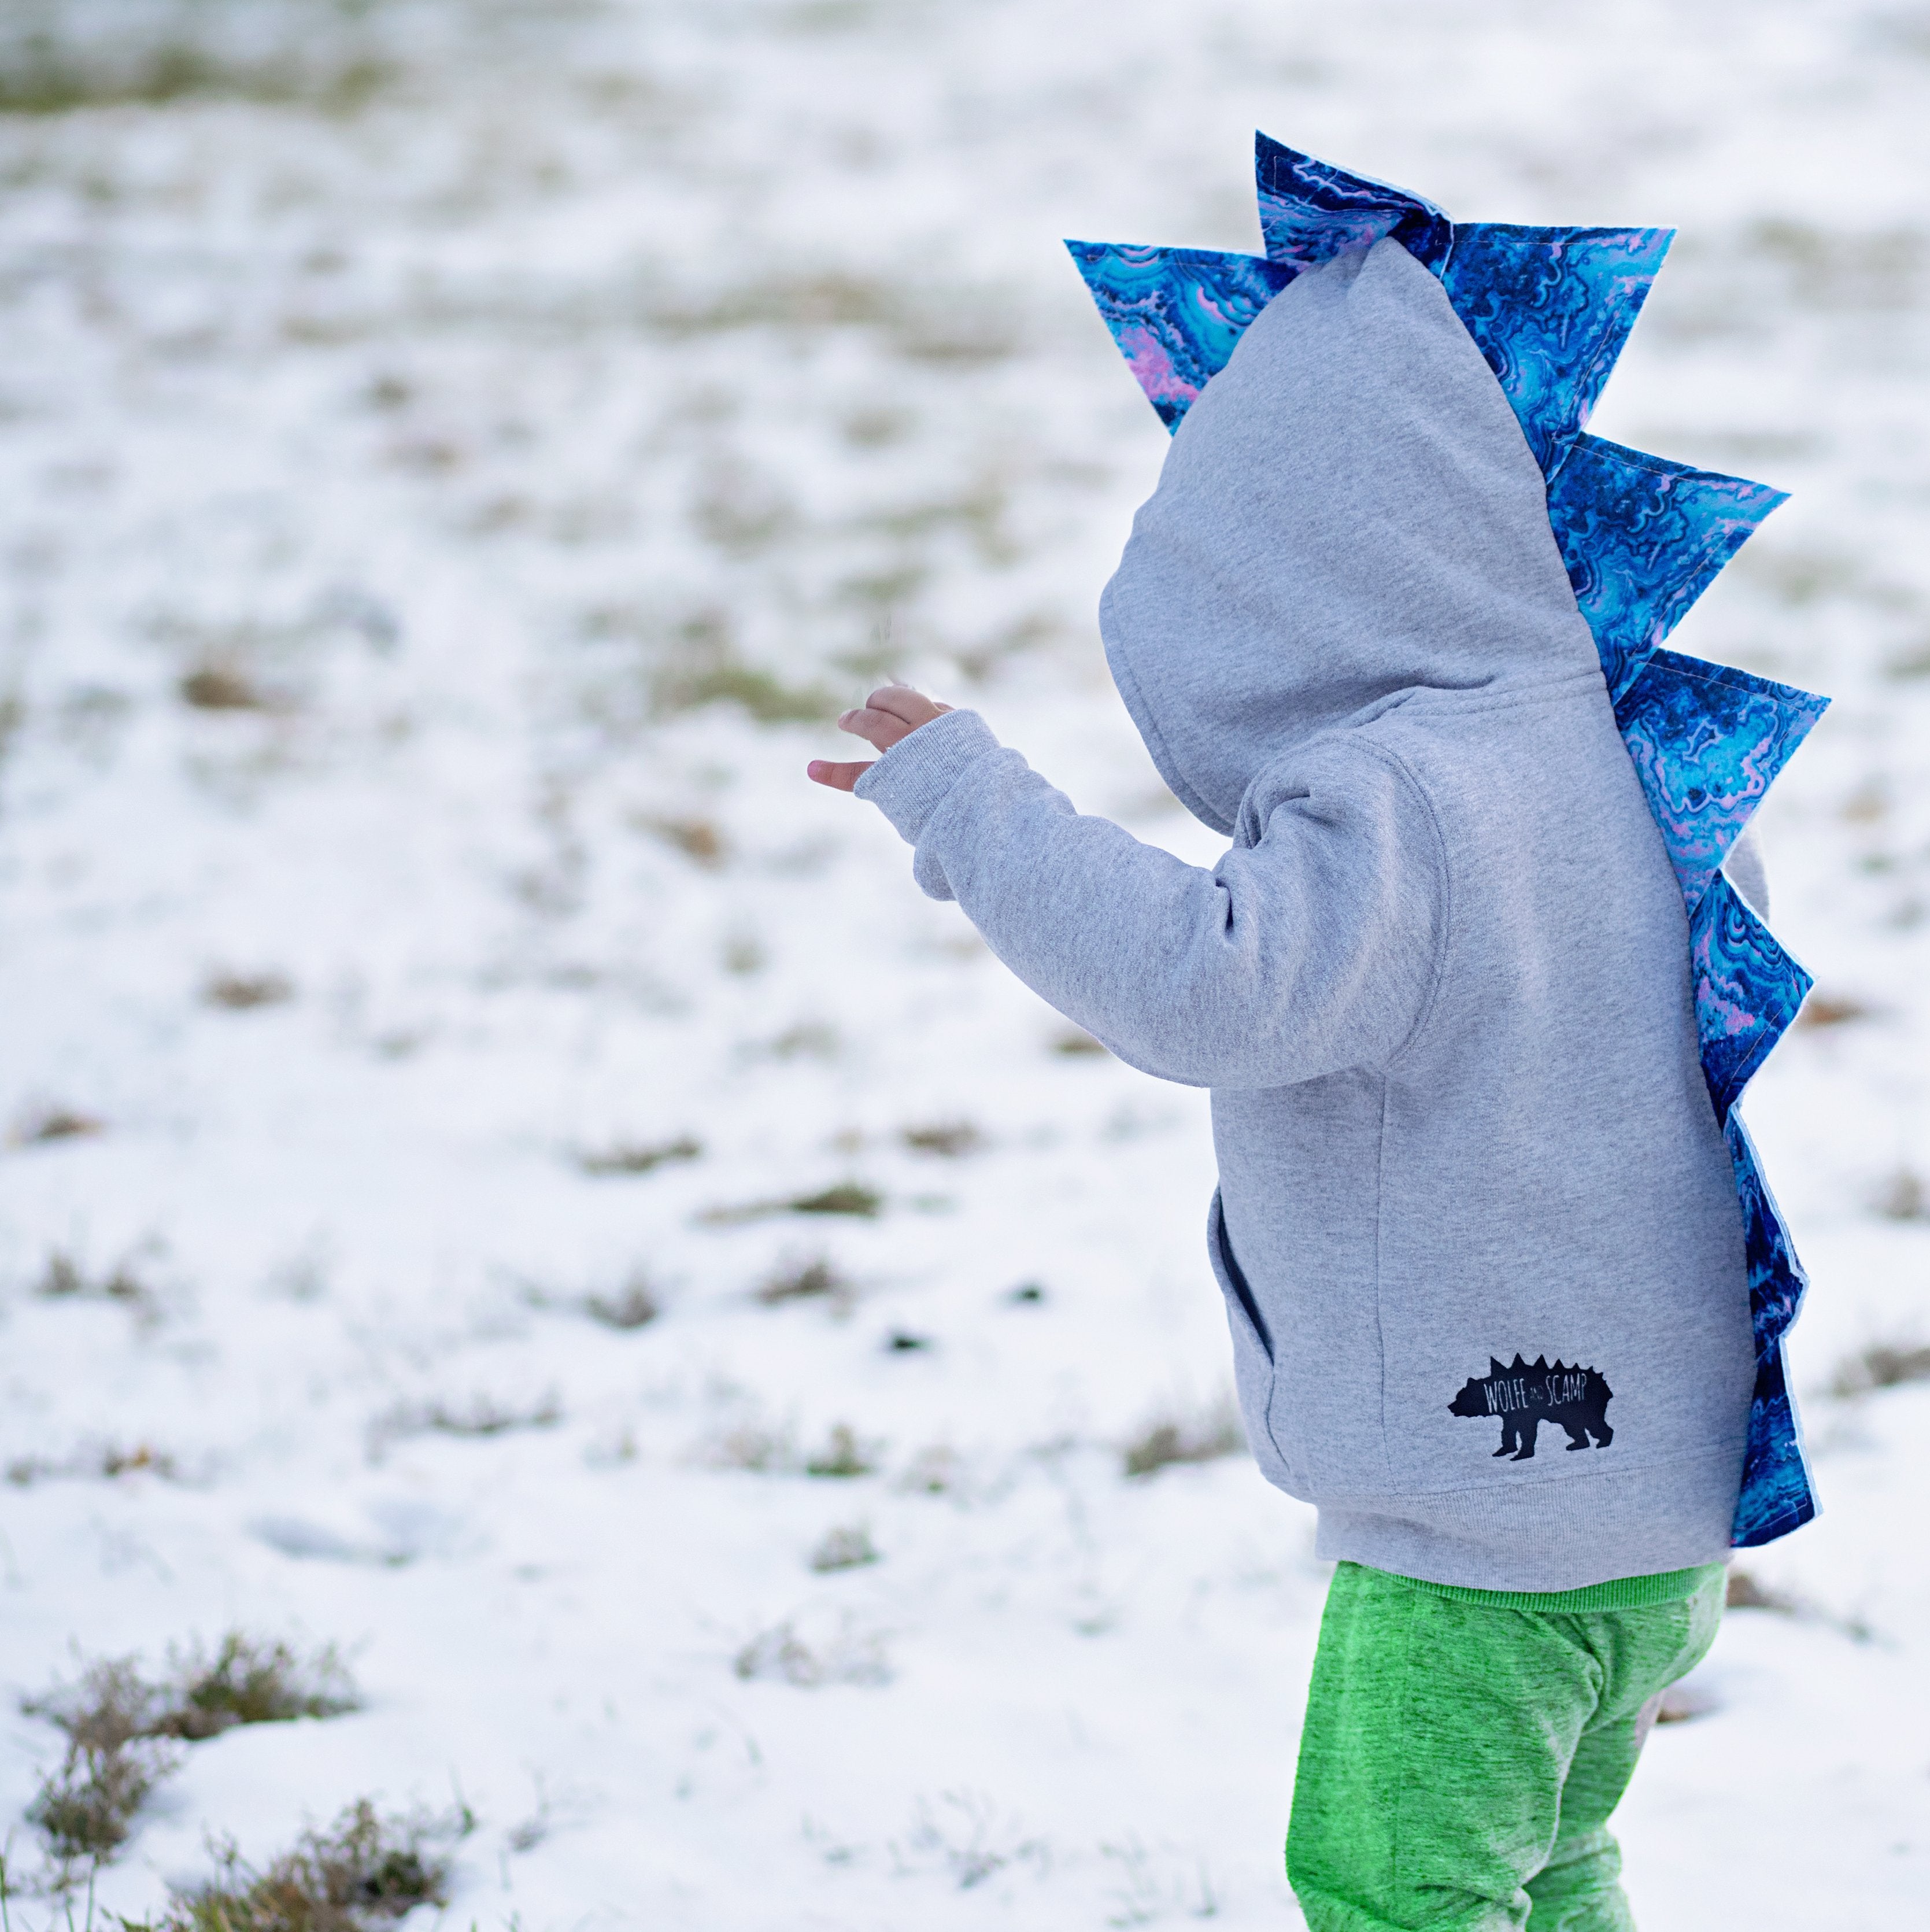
[
  {"xmin": 756, "ymin": 1257, "xmax": 852, "ymax": 1311},
  {"xmin": 1051, "ymin": 1029, "xmax": 1108, "ymax": 1057},
  {"xmin": 34, "ymin": 1250, "xmax": 151, "ymax": 1306},
  {"xmin": 153, "ymin": 1799, "xmax": 466, "ymax": 1932},
  {"xmin": 179, "ymin": 663, "xmax": 273, "ymax": 712},
  {"xmin": 703, "ymin": 1182, "xmax": 881, "ymax": 1226},
  {"xmin": 642, "ymin": 817, "xmax": 727, "ymax": 866},
  {"xmin": 1829, "ymin": 1339, "xmax": 1930, "ymax": 1397},
  {"xmin": 733, "ymin": 1618, "xmax": 889, "ymax": 1687},
  {"xmin": 8, "ymin": 1441, "xmax": 177, "ymax": 1486},
  {"xmin": 1798, "ymin": 992, "xmax": 1873, "ymax": 1028},
  {"xmin": 203, "ymin": 970, "xmax": 295, "ymax": 1011},
  {"xmin": 808, "ymin": 1524, "xmax": 879, "ymax": 1572},
  {"xmin": 10, "ymin": 1104, "xmax": 106, "ymax": 1146},
  {"xmin": 1726, "ymin": 1569, "xmax": 1799, "ymax": 1613},
  {"xmin": 1870, "ymin": 1169, "xmax": 1930, "ymax": 1221},
  {"xmin": 804, "ymin": 1423, "xmax": 879, "ymax": 1479},
  {"xmin": 901, "ymin": 1121, "xmax": 982, "ymax": 1157},
  {"xmin": 655, "ymin": 659, "xmax": 833, "ymax": 725},
  {"xmin": 1121, "ymin": 1403, "xmax": 1247, "ymax": 1479},
  {"xmin": 369, "ymin": 1392, "xmax": 561, "ymax": 1457},
  {"xmin": 575, "ymin": 1134, "xmax": 701, "ymax": 1177},
  {"xmin": 28, "ymin": 1738, "xmax": 176, "ymax": 1864},
  {"xmin": 22, "ymin": 1637, "xmax": 359, "ymax": 1867},
  {"xmin": 584, "ymin": 1277, "xmax": 660, "ymax": 1331}
]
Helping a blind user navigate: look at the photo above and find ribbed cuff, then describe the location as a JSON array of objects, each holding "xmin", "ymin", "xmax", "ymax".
[
  {"xmin": 1385, "ymin": 1561, "xmax": 1726, "ymax": 1613},
  {"xmin": 852, "ymin": 707, "xmax": 1000, "ymax": 844}
]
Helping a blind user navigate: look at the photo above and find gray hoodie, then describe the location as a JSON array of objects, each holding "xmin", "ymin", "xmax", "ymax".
[{"xmin": 854, "ymin": 238, "xmax": 1752, "ymax": 1592}]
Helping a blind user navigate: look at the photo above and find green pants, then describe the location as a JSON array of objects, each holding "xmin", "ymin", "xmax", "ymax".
[{"xmin": 1286, "ymin": 1561, "xmax": 1724, "ymax": 1931}]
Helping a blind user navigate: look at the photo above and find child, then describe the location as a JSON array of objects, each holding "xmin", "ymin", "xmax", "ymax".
[{"xmin": 808, "ymin": 237, "xmax": 1747, "ymax": 1930}]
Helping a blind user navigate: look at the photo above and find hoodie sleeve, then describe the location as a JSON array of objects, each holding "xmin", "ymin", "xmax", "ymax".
[{"xmin": 853, "ymin": 708, "xmax": 1445, "ymax": 1090}]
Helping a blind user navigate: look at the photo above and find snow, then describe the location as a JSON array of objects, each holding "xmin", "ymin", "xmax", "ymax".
[{"xmin": 1, "ymin": 1, "xmax": 1927, "ymax": 1926}]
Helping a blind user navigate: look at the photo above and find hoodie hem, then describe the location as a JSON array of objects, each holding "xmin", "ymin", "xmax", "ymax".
[{"xmin": 1310, "ymin": 1445, "xmax": 1744, "ymax": 1592}]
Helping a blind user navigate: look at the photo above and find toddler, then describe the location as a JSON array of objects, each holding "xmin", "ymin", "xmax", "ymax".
[{"xmin": 808, "ymin": 237, "xmax": 1749, "ymax": 1931}]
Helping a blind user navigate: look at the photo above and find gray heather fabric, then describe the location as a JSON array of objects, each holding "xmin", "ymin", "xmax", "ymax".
[{"xmin": 853, "ymin": 237, "xmax": 1753, "ymax": 1591}]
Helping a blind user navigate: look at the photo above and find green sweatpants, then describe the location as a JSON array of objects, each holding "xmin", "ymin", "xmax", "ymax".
[{"xmin": 1286, "ymin": 1561, "xmax": 1725, "ymax": 1931}]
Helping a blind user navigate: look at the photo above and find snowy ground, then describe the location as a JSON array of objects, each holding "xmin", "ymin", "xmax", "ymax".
[{"xmin": 2, "ymin": 1, "xmax": 1928, "ymax": 1926}]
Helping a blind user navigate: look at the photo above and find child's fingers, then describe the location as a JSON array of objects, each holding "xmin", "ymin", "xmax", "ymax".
[
  {"xmin": 807, "ymin": 758, "xmax": 875, "ymax": 792},
  {"xmin": 864, "ymin": 685, "xmax": 951, "ymax": 729},
  {"xmin": 837, "ymin": 705, "xmax": 918, "ymax": 751}
]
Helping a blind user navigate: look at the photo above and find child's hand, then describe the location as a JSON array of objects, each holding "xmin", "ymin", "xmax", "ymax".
[{"xmin": 807, "ymin": 685, "xmax": 952, "ymax": 792}]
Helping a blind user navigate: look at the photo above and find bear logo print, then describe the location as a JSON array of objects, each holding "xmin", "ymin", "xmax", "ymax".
[{"xmin": 1448, "ymin": 1355, "xmax": 1614, "ymax": 1461}]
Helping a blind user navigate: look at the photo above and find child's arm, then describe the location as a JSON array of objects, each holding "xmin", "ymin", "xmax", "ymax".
[{"xmin": 809, "ymin": 688, "xmax": 1443, "ymax": 1091}]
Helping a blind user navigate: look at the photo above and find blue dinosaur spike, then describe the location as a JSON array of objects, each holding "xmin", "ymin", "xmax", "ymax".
[
  {"xmin": 1613, "ymin": 650, "xmax": 1829, "ymax": 913},
  {"xmin": 1726, "ymin": 1114, "xmax": 1817, "ymax": 1545},
  {"xmin": 1692, "ymin": 874, "xmax": 1814, "ymax": 1122},
  {"xmin": 1438, "ymin": 225, "xmax": 1674, "ymax": 476},
  {"xmin": 1254, "ymin": 132, "xmax": 1452, "ymax": 273},
  {"xmin": 1065, "ymin": 241, "xmax": 1296, "ymax": 432},
  {"xmin": 1546, "ymin": 435, "xmax": 1788, "ymax": 699}
]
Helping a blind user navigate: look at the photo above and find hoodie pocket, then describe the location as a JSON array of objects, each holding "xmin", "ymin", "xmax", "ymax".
[{"xmin": 1207, "ymin": 1190, "xmax": 1301, "ymax": 1493}]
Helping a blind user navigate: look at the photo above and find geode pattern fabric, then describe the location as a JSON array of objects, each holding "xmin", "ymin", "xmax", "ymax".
[{"xmin": 1067, "ymin": 136, "xmax": 1828, "ymax": 1547}]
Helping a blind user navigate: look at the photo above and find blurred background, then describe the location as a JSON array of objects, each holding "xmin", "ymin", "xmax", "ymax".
[{"xmin": 1, "ymin": 2, "xmax": 1927, "ymax": 1927}]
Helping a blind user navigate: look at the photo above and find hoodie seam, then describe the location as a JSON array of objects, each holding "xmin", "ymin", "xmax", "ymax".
[{"xmin": 1391, "ymin": 667, "xmax": 1605, "ymax": 722}]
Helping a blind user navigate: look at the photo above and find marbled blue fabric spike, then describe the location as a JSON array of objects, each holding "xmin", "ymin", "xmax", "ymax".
[
  {"xmin": 1254, "ymin": 131, "xmax": 1452, "ymax": 274},
  {"xmin": 1066, "ymin": 241, "xmax": 1295, "ymax": 432},
  {"xmin": 1614, "ymin": 650, "xmax": 1829, "ymax": 913},
  {"xmin": 1691, "ymin": 874, "xmax": 1813, "ymax": 1122},
  {"xmin": 1546, "ymin": 435, "xmax": 1788, "ymax": 699},
  {"xmin": 1726, "ymin": 1114, "xmax": 1817, "ymax": 1544},
  {"xmin": 1438, "ymin": 226, "xmax": 1673, "ymax": 475}
]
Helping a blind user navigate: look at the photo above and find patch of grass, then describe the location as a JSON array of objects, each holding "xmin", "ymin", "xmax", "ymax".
[
  {"xmin": 654, "ymin": 659, "xmax": 833, "ymax": 725},
  {"xmin": 369, "ymin": 1392, "xmax": 561, "ymax": 1457},
  {"xmin": 897, "ymin": 1445, "xmax": 960, "ymax": 1494},
  {"xmin": 1122, "ymin": 1403, "xmax": 1247, "ymax": 1479},
  {"xmin": 808, "ymin": 1524, "xmax": 879, "ymax": 1573},
  {"xmin": 33, "ymin": 1249, "xmax": 150, "ymax": 1306},
  {"xmin": 21, "ymin": 1638, "xmax": 359, "ymax": 1868},
  {"xmin": 8, "ymin": 1440, "xmax": 176, "ymax": 1486},
  {"xmin": 804, "ymin": 1423, "xmax": 878, "ymax": 1479},
  {"xmin": 1798, "ymin": 992, "xmax": 1872, "ymax": 1028},
  {"xmin": 885, "ymin": 1329, "xmax": 933, "ymax": 1353},
  {"xmin": 9, "ymin": 1104, "xmax": 105, "ymax": 1146},
  {"xmin": 1051, "ymin": 1029, "xmax": 1108, "ymax": 1057},
  {"xmin": 0, "ymin": 44, "xmax": 391, "ymax": 117},
  {"xmin": 1726, "ymin": 1569, "xmax": 1799, "ymax": 1613},
  {"xmin": 575, "ymin": 1133, "xmax": 701, "ymax": 1177},
  {"xmin": 756, "ymin": 1257, "xmax": 851, "ymax": 1308},
  {"xmin": 203, "ymin": 970, "xmax": 295, "ymax": 1011},
  {"xmin": 790, "ymin": 1183, "xmax": 882, "ymax": 1217},
  {"xmin": 1007, "ymin": 1281, "xmax": 1046, "ymax": 1305},
  {"xmin": 155, "ymin": 1799, "xmax": 465, "ymax": 1932},
  {"xmin": 1829, "ymin": 1339, "xmax": 1930, "ymax": 1397},
  {"xmin": 28, "ymin": 1637, "xmax": 358, "ymax": 1750},
  {"xmin": 703, "ymin": 1182, "xmax": 880, "ymax": 1227},
  {"xmin": 901, "ymin": 1120, "xmax": 982, "ymax": 1157},
  {"xmin": 584, "ymin": 1277, "xmax": 660, "ymax": 1331},
  {"xmin": 179, "ymin": 663, "xmax": 273, "ymax": 711},
  {"xmin": 704, "ymin": 1423, "xmax": 796, "ymax": 1473},
  {"xmin": 28, "ymin": 1739, "xmax": 175, "ymax": 1864},
  {"xmin": 733, "ymin": 1617, "xmax": 889, "ymax": 1688},
  {"xmin": 642, "ymin": 816, "xmax": 727, "ymax": 865},
  {"xmin": 1871, "ymin": 1169, "xmax": 1929, "ymax": 1221}
]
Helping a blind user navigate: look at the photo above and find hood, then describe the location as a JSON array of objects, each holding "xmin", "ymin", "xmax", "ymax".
[{"xmin": 1099, "ymin": 235, "xmax": 1602, "ymax": 833}]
